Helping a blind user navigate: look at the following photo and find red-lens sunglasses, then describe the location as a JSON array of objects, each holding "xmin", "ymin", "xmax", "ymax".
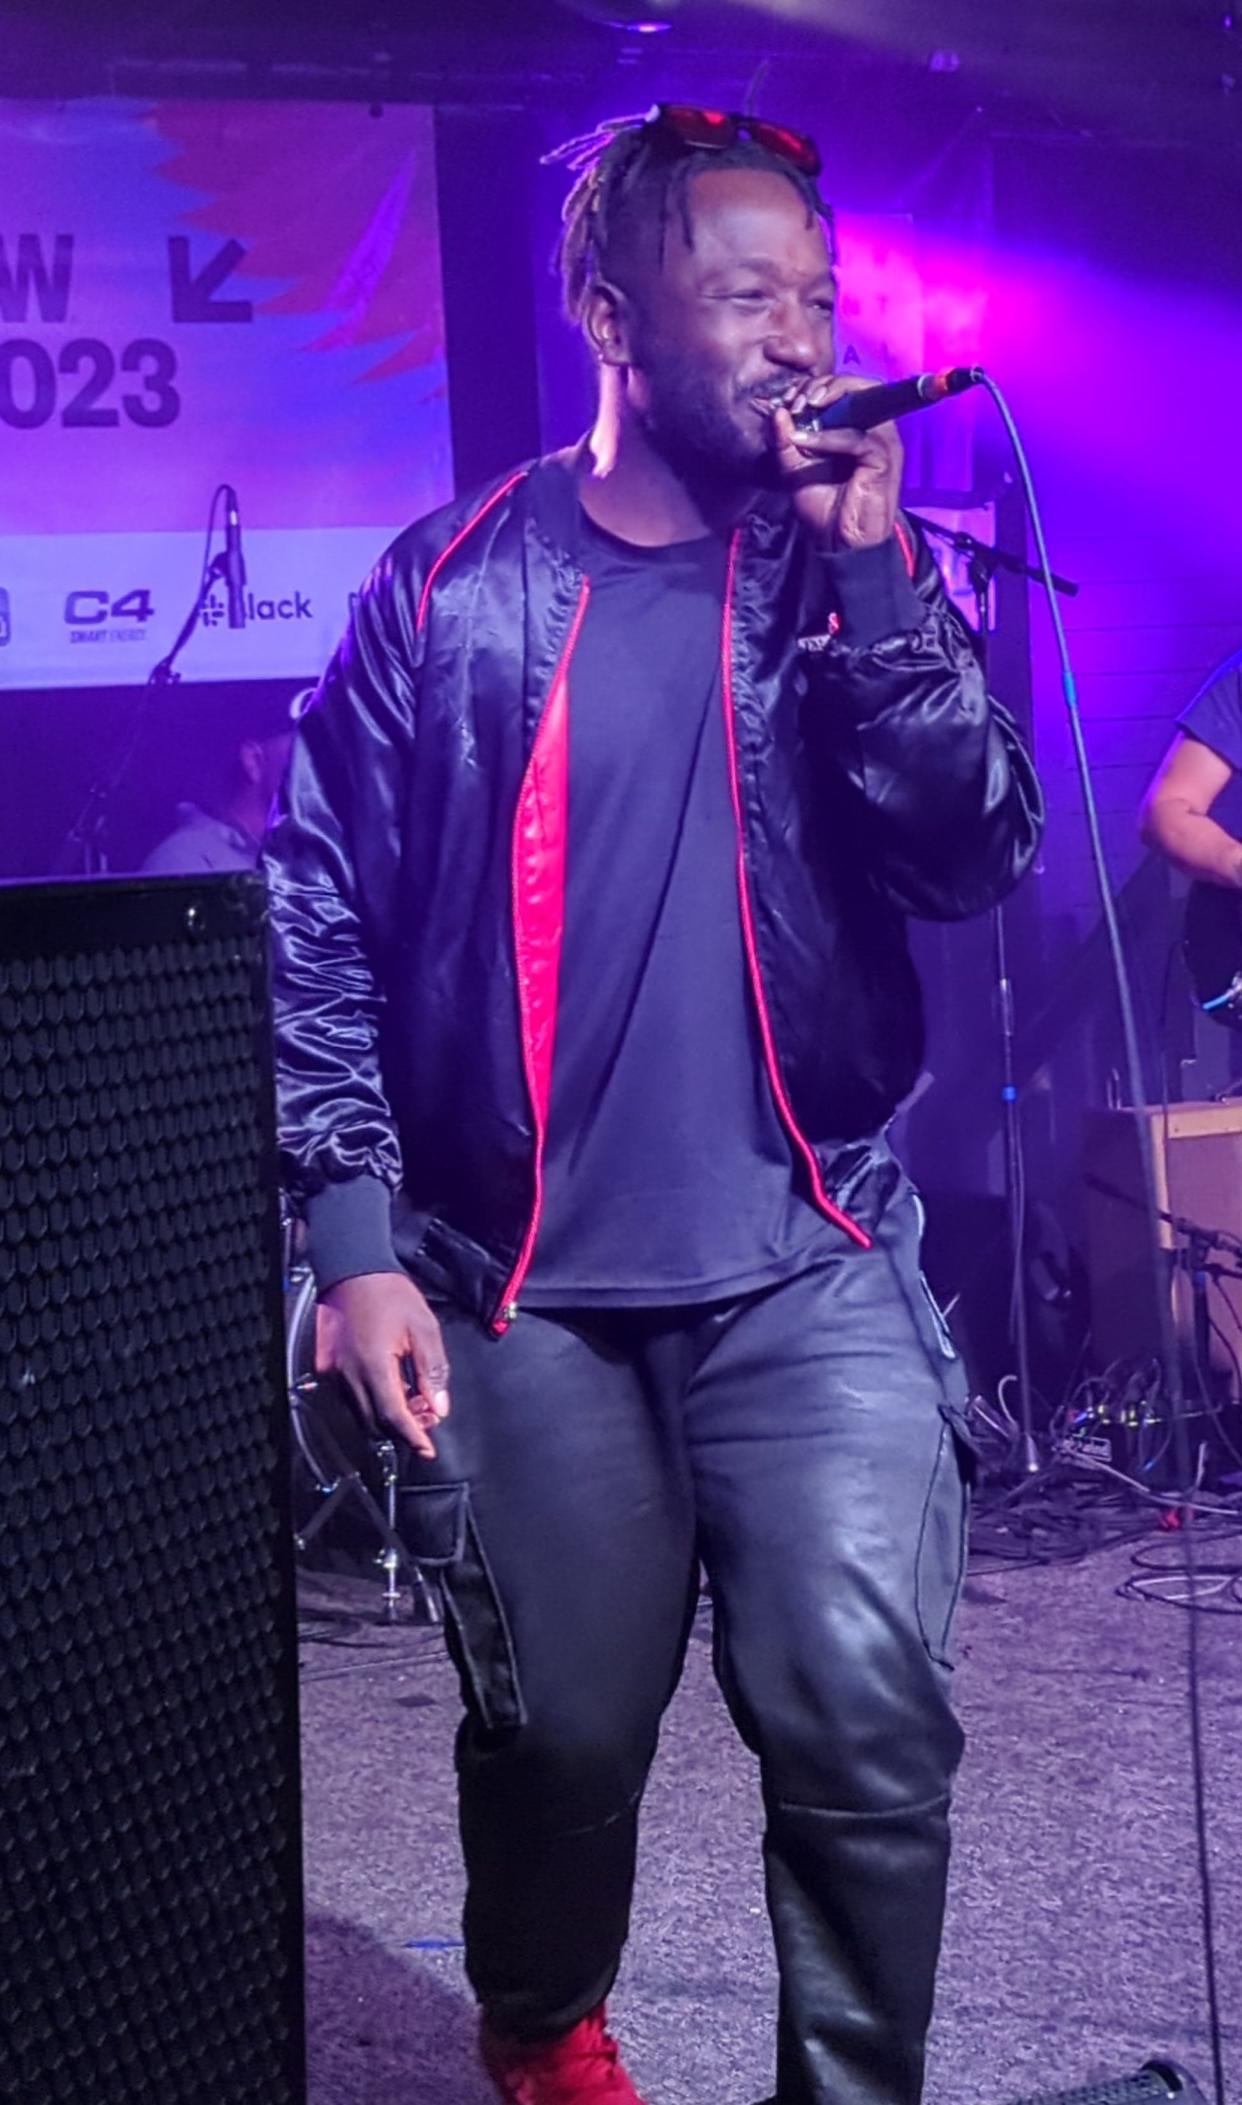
[{"xmin": 646, "ymin": 103, "xmax": 822, "ymax": 181}]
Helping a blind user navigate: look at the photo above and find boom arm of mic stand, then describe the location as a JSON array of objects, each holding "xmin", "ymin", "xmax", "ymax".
[
  {"xmin": 149, "ymin": 547, "xmax": 229, "ymax": 685},
  {"xmin": 904, "ymin": 509, "xmax": 1080, "ymax": 597},
  {"xmin": 60, "ymin": 549, "xmax": 231, "ymax": 875},
  {"xmin": 1085, "ymin": 1173, "xmax": 1242, "ymax": 1264}
]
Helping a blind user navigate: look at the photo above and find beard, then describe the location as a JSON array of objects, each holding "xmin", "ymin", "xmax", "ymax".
[{"xmin": 630, "ymin": 331, "xmax": 778, "ymax": 490}]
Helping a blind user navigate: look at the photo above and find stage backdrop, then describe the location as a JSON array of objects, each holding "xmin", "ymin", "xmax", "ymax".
[{"xmin": 0, "ymin": 99, "xmax": 453, "ymax": 689}]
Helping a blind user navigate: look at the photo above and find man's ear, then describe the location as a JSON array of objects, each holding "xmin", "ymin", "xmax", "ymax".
[{"xmin": 582, "ymin": 278, "xmax": 634, "ymax": 368}]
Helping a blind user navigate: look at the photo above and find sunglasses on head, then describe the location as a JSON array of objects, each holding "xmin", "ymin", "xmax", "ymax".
[{"xmin": 644, "ymin": 103, "xmax": 822, "ymax": 180}]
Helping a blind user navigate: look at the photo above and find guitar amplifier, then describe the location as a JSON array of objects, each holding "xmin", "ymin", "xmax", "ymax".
[{"xmin": 1083, "ymin": 1101, "xmax": 1242, "ymax": 1396}]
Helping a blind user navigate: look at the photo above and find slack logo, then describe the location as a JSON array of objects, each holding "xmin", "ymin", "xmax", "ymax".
[{"xmin": 201, "ymin": 588, "xmax": 313, "ymax": 629}]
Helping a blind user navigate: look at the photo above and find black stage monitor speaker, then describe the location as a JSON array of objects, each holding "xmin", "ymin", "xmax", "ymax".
[{"xmin": 0, "ymin": 875, "xmax": 305, "ymax": 2104}]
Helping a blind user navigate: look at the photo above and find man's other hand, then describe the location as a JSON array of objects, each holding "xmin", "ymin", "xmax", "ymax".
[{"xmin": 316, "ymin": 1272, "xmax": 451, "ymax": 1459}]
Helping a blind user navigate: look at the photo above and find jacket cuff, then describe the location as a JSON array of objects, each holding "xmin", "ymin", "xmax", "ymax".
[
  {"xmin": 814, "ymin": 535, "xmax": 925, "ymax": 649},
  {"xmin": 302, "ymin": 1175, "xmax": 403, "ymax": 1294}
]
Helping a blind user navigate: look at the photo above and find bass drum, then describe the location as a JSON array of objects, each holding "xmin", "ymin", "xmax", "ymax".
[
  {"xmin": 283, "ymin": 1265, "xmax": 437, "ymax": 1621},
  {"xmin": 286, "ymin": 1254, "xmax": 349, "ymax": 1490},
  {"xmin": 284, "ymin": 1262, "xmax": 366, "ymax": 1495}
]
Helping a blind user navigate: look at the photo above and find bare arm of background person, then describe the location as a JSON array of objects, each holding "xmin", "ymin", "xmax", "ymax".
[{"xmin": 1140, "ymin": 732, "xmax": 1242, "ymax": 888}]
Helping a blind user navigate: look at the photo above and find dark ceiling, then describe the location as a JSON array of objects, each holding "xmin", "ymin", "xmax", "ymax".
[{"xmin": 3, "ymin": 0, "xmax": 1240, "ymax": 157}]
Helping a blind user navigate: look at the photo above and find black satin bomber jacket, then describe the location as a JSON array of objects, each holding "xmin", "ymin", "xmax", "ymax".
[{"xmin": 263, "ymin": 450, "xmax": 1043, "ymax": 1333}]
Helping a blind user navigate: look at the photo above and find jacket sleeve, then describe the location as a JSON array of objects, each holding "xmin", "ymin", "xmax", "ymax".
[
  {"xmin": 261, "ymin": 547, "xmax": 420, "ymax": 1291},
  {"xmin": 803, "ymin": 523, "xmax": 1044, "ymax": 920}
]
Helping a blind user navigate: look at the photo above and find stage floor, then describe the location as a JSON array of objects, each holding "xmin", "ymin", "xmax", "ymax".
[{"xmin": 297, "ymin": 1528, "xmax": 1242, "ymax": 2104}]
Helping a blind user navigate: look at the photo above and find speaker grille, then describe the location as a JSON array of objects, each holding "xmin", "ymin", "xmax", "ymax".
[{"xmin": 0, "ymin": 876, "xmax": 304, "ymax": 2104}]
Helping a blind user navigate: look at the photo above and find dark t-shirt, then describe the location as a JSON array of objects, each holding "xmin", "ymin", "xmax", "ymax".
[
  {"xmin": 1179, "ymin": 649, "xmax": 1242, "ymax": 840},
  {"xmin": 521, "ymin": 513, "xmax": 838, "ymax": 1308}
]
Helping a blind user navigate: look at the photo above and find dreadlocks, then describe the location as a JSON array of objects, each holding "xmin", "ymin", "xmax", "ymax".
[{"xmin": 547, "ymin": 112, "xmax": 834, "ymax": 328}]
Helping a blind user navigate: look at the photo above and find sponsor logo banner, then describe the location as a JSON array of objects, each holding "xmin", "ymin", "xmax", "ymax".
[
  {"xmin": 0, "ymin": 98, "xmax": 452, "ymax": 689},
  {"xmin": 0, "ymin": 527, "xmax": 394, "ymax": 683}
]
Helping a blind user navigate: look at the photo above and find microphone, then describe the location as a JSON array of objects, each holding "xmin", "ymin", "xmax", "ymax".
[
  {"xmin": 221, "ymin": 484, "xmax": 247, "ymax": 629},
  {"xmin": 792, "ymin": 366, "xmax": 984, "ymax": 435}
]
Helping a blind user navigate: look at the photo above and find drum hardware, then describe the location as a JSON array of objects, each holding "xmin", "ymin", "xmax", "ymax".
[
  {"xmin": 286, "ymin": 1267, "xmax": 440, "ymax": 1627},
  {"xmin": 1183, "ymin": 878, "xmax": 1242, "ymax": 1026}
]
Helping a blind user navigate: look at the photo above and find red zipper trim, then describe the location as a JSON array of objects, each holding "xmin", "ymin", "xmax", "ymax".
[
  {"xmin": 894, "ymin": 512, "xmax": 917, "ymax": 577},
  {"xmin": 493, "ymin": 581, "xmax": 592, "ymax": 1332},
  {"xmin": 416, "ymin": 471, "xmax": 529, "ymax": 635},
  {"xmin": 719, "ymin": 529, "xmax": 871, "ymax": 1251}
]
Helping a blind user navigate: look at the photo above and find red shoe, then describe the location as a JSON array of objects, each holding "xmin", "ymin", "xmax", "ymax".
[{"xmin": 479, "ymin": 2003, "xmax": 648, "ymax": 2103}]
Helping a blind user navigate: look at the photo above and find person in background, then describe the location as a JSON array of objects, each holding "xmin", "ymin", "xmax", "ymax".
[
  {"xmin": 141, "ymin": 683, "xmax": 307, "ymax": 875},
  {"xmin": 1140, "ymin": 648, "xmax": 1242, "ymax": 885}
]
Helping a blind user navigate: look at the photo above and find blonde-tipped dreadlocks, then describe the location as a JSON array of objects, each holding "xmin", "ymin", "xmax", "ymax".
[{"xmin": 545, "ymin": 111, "xmax": 834, "ymax": 326}]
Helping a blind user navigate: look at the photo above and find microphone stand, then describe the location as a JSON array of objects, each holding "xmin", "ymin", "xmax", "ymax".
[
  {"xmin": 907, "ymin": 508, "xmax": 1078, "ymax": 1478},
  {"xmin": 1085, "ymin": 1170, "xmax": 1242, "ymax": 1417},
  {"xmin": 62, "ymin": 548, "xmax": 233, "ymax": 876}
]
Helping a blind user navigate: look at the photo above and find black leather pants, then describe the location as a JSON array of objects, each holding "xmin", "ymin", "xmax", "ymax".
[{"xmin": 397, "ymin": 1177, "xmax": 971, "ymax": 2105}]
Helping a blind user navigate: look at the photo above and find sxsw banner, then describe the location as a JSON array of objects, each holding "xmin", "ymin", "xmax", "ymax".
[{"xmin": 0, "ymin": 99, "xmax": 453, "ymax": 688}]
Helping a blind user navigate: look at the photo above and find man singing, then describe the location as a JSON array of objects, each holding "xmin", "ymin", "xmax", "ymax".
[{"xmin": 265, "ymin": 105, "xmax": 1042, "ymax": 2105}]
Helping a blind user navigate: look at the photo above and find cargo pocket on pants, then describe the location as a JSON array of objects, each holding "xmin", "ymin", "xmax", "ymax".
[
  {"xmin": 915, "ymin": 1415, "xmax": 971, "ymax": 1669},
  {"xmin": 396, "ymin": 1481, "xmax": 526, "ymax": 1735},
  {"xmin": 888, "ymin": 1183, "xmax": 977, "ymax": 1668}
]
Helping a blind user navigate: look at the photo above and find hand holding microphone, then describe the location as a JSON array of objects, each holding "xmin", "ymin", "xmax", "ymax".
[
  {"xmin": 762, "ymin": 366, "xmax": 983, "ymax": 554},
  {"xmin": 790, "ymin": 366, "xmax": 983, "ymax": 435}
]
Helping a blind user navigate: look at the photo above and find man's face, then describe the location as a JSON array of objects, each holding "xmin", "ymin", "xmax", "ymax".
[{"xmin": 620, "ymin": 165, "xmax": 836, "ymax": 485}]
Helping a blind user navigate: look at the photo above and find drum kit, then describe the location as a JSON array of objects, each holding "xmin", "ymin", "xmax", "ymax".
[{"xmin": 284, "ymin": 1259, "xmax": 439, "ymax": 1625}]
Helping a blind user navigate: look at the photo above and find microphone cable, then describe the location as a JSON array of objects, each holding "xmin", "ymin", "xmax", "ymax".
[{"xmin": 975, "ymin": 371, "xmax": 1227, "ymax": 2105}]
